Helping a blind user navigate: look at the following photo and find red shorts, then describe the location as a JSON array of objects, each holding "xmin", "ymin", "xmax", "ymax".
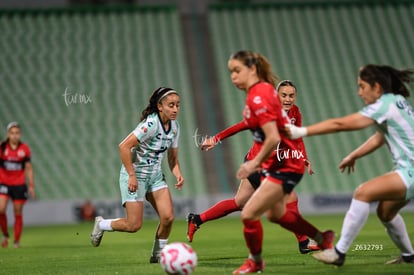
[{"xmin": 0, "ymin": 184, "xmax": 28, "ymax": 203}]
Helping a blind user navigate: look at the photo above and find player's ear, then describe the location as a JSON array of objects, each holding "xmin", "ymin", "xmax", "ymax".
[{"xmin": 373, "ymin": 82, "xmax": 383, "ymax": 93}]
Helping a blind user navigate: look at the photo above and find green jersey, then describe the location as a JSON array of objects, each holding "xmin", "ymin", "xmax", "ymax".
[
  {"xmin": 360, "ymin": 93, "xmax": 414, "ymax": 168},
  {"xmin": 129, "ymin": 112, "xmax": 180, "ymax": 178}
]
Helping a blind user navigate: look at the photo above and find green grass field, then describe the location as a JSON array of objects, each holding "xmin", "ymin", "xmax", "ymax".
[{"xmin": 1, "ymin": 212, "xmax": 413, "ymax": 274}]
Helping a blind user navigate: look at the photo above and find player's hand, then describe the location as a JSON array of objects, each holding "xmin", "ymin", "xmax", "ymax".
[
  {"xmin": 304, "ymin": 159, "xmax": 315, "ymax": 175},
  {"xmin": 338, "ymin": 155, "xmax": 356, "ymax": 174},
  {"xmin": 284, "ymin": 124, "xmax": 307, "ymax": 139},
  {"xmin": 200, "ymin": 136, "xmax": 219, "ymax": 151},
  {"xmin": 128, "ymin": 175, "xmax": 138, "ymax": 193},
  {"xmin": 28, "ymin": 186, "xmax": 35, "ymax": 199},
  {"xmin": 175, "ymin": 175, "xmax": 184, "ymax": 190},
  {"xmin": 237, "ymin": 160, "xmax": 261, "ymax": 179}
]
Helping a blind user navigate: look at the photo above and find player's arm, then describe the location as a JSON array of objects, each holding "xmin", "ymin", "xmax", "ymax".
[
  {"xmin": 295, "ymin": 108, "xmax": 314, "ymax": 174},
  {"xmin": 338, "ymin": 131, "xmax": 385, "ymax": 174},
  {"xmin": 237, "ymin": 120, "xmax": 280, "ymax": 179},
  {"xmin": 25, "ymin": 161, "xmax": 35, "ymax": 198},
  {"xmin": 201, "ymin": 120, "xmax": 249, "ymax": 151},
  {"xmin": 119, "ymin": 133, "xmax": 139, "ymax": 192},
  {"xmin": 286, "ymin": 112, "xmax": 375, "ymax": 139},
  {"xmin": 168, "ymin": 147, "xmax": 184, "ymax": 190}
]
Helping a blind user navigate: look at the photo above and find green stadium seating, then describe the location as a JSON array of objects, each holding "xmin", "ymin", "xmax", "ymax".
[
  {"xmin": 208, "ymin": 1, "xmax": 414, "ymax": 193},
  {"xmin": 0, "ymin": 6, "xmax": 207, "ymax": 199}
]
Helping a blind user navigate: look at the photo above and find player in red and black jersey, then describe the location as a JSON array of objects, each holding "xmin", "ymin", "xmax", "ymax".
[
  {"xmin": 0, "ymin": 122, "xmax": 35, "ymax": 248},
  {"xmin": 187, "ymin": 80, "xmax": 320, "ymax": 254},
  {"xmin": 217, "ymin": 51, "xmax": 333, "ymax": 274}
]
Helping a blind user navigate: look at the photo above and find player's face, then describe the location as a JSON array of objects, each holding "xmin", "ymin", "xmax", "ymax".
[
  {"xmin": 357, "ymin": 77, "xmax": 382, "ymax": 105},
  {"xmin": 158, "ymin": 94, "xmax": 180, "ymax": 121},
  {"xmin": 228, "ymin": 59, "xmax": 255, "ymax": 91},
  {"xmin": 278, "ymin": 86, "xmax": 297, "ymax": 112},
  {"xmin": 7, "ymin": 127, "xmax": 21, "ymax": 144}
]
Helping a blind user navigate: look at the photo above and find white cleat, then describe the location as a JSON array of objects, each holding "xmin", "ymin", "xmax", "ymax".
[
  {"xmin": 312, "ymin": 248, "xmax": 345, "ymax": 266},
  {"xmin": 90, "ymin": 216, "xmax": 104, "ymax": 247},
  {"xmin": 385, "ymin": 255, "xmax": 414, "ymax": 264}
]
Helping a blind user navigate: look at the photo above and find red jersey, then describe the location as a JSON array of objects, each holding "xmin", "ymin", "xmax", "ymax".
[
  {"xmin": 0, "ymin": 141, "xmax": 31, "ymax": 185},
  {"xmin": 243, "ymin": 82, "xmax": 305, "ymax": 174},
  {"xmin": 285, "ymin": 104, "xmax": 308, "ymax": 161}
]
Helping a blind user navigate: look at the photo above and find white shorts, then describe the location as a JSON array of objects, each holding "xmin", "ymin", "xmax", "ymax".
[
  {"xmin": 119, "ymin": 166, "xmax": 168, "ymax": 206},
  {"xmin": 395, "ymin": 166, "xmax": 414, "ymax": 200}
]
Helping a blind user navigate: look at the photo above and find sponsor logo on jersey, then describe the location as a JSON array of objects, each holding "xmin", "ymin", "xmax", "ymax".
[
  {"xmin": 253, "ymin": 96, "xmax": 262, "ymax": 104},
  {"xmin": 17, "ymin": 150, "xmax": 26, "ymax": 158}
]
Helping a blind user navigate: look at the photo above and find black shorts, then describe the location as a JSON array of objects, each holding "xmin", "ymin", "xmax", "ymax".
[
  {"xmin": 0, "ymin": 184, "xmax": 28, "ymax": 201},
  {"xmin": 263, "ymin": 171, "xmax": 303, "ymax": 194},
  {"xmin": 247, "ymin": 171, "xmax": 262, "ymax": 190},
  {"xmin": 244, "ymin": 155, "xmax": 263, "ymax": 190}
]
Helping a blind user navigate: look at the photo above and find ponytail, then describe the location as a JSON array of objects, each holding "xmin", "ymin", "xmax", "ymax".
[{"xmin": 359, "ymin": 64, "xmax": 414, "ymax": 98}]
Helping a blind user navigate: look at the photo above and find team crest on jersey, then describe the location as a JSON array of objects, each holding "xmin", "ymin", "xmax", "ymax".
[
  {"xmin": 17, "ymin": 150, "xmax": 26, "ymax": 158},
  {"xmin": 243, "ymin": 105, "xmax": 251, "ymax": 118},
  {"xmin": 253, "ymin": 96, "xmax": 262, "ymax": 104},
  {"xmin": 290, "ymin": 117, "xmax": 296, "ymax": 124},
  {"xmin": 140, "ymin": 126, "xmax": 148, "ymax": 133}
]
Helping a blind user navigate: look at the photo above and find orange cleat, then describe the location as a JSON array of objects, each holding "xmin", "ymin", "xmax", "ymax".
[
  {"xmin": 319, "ymin": 230, "xmax": 335, "ymax": 250},
  {"xmin": 232, "ymin": 258, "xmax": 264, "ymax": 274},
  {"xmin": 186, "ymin": 213, "xmax": 199, "ymax": 242}
]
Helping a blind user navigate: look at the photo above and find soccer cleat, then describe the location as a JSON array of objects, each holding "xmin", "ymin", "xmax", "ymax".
[
  {"xmin": 149, "ymin": 254, "xmax": 160, "ymax": 264},
  {"xmin": 299, "ymin": 239, "xmax": 321, "ymax": 254},
  {"xmin": 312, "ymin": 247, "xmax": 345, "ymax": 266},
  {"xmin": 385, "ymin": 255, "xmax": 414, "ymax": 264},
  {"xmin": 1, "ymin": 236, "xmax": 8, "ymax": 248},
  {"xmin": 186, "ymin": 213, "xmax": 199, "ymax": 242},
  {"xmin": 319, "ymin": 230, "xmax": 335, "ymax": 250},
  {"xmin": 90, "ymin": 216, "xmax": 104, "ymax": 247},
  {"xmin": 232, "ymin": 258, "xmax": 264, "ymax": 274},
  {"xmin": 13, "ymin": 241, "xmax": 20, "ymax": 248}
]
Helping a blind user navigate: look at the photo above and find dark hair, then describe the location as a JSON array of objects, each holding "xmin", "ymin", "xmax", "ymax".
[
  {"xmin": 276, "ymin": 80, "xmax": 297, "ymax": 92},
  {"xmin": 139, "ymin": 87, "xmax": 178, "ymax": 121},
  {"xmin": 359, "ymin": 64, "xmax": 414, "ymax": 98},
  {"xmin": 229, "ymin": 50, "xmax": 279, "ymax": 87}
]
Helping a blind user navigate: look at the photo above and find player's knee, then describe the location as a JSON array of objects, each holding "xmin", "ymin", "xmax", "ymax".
[
  {"xmin": 353, "ymin": 184, "xmax": 369, "ymax": 200},
  {"xmin": 126, "ymin": 222, "xmax": 142, "ymax": 232},
  {"xmin": 240, "ymin": 211, "xmax": 255, "ymax": 221},
  {"xmin": 376, "ymin": 207, "xmax": 396, "ymax": 222},
  {"xmin": 160, "ymin": 215, "xmax": 174, "ymax": 227}
]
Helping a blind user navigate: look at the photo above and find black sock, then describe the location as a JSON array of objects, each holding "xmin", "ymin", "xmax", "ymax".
[
  {"xmin": 335, "ymin": 247, "xmax": 346, "ymax": 259},
  {"xmin": 192, "ymin": 214, "xmax": 203, "ymax": 226}
]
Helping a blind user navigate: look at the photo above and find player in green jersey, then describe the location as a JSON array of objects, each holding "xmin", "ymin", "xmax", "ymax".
[{"xmin": 90, "ymin": 87, "xmax": 184, "ymax": 263}]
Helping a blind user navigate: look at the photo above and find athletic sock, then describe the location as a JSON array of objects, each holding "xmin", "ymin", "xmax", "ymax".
[
  {"xmin": 152, "ymin": 238, "xmax": 168, "ymax": 257},
  {"xmin": 285, "ymin": 201, "xmax": 308, "ymax": 242},
  {"xmin": 336, "ymin": 199, "xmax": 370, "ymax": 254},
  {"xmin": 0, "ymin": 213, "xmax": 8, "ymax": 237},
  {"xmin": 99, "ymin": 219, "xmax": 115, "ymax": 231},
  {"xmin": 382, "ymin": 214, "xmax": 414, "ymax": 255},
  {"xmin": 243, "ymin": 219, "xmax": 263, "ymax": 256},
  {"xmin": 199, "ymin": 198, "xmax": 240, "ymax": 224},
  {"xmin": 277, "ymin": 209, "xmax": 318, "ymax": 239},
  {"xmin": 14, "ymin": 215, "xmax": 23, "ymax": 243}
]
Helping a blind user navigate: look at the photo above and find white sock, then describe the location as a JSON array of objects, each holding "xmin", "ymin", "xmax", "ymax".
[
  {"xmin": 336, "ymin": 199, "xmax": 370, "ymax": 254},
  {"xmin": 249, "ymin": 253, "xmax": 262, "ymax": 263},
  {"xmin": 152, "ymin": 238, "xmax": 168, "ymax": 256},
  {"xmin": 99, "ymin": 219, "xmax": 115, "ymax": 231},
  {"xmin": 382, "ymin": 214, "xmax": 414, "ymax": 256}
]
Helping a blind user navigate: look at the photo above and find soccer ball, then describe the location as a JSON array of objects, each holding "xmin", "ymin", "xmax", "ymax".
[{"xmin": 160, "ymin": 242, "xmax": 197, "ymax": 275}]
